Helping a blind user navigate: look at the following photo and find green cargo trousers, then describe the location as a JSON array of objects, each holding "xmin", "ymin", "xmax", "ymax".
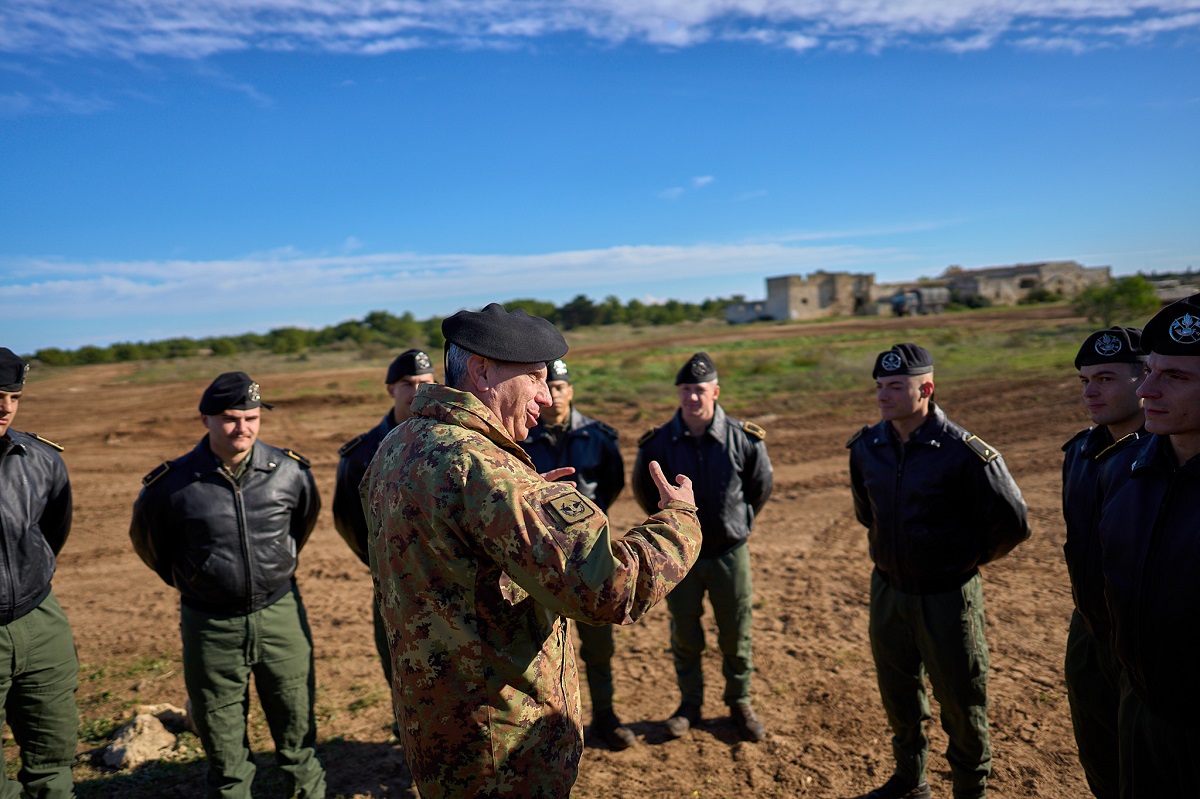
[
  {"xmin": 869, "ymin": 569, "xmax": 991, "ymax": 799},
  {"xmin": 181, "ymin": 587, "xmax": 326, "ymax": 799},
  {"xmin": 575, "ymin": 621, "xmax": 615, "ymax": 716},
  {"xmin": 0, "ymin": 591, "xmax": 79, "ymax": 799},
  {"xmin": 1064, "ymin": 610, "xmax": 1119, "ymax": 799},
  {"xmin": 665, "ymin": 543, "xmax": 754, "ymax": 707}
]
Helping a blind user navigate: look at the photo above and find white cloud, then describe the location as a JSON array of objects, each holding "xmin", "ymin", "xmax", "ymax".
[
  {"xmin": 2, "ymin": 1, "xmax": 1198, "ymax": 58},
  {"xmin": 0, "ymin": 238, "xmax": 902, "ymax": 349},
  {"xmin": 691, "ymin": 175, "xmax": 714, "ymax": 188},
  {"xmin": 658, "ymin": 186, "xmax": 686, "ymax": 200}
]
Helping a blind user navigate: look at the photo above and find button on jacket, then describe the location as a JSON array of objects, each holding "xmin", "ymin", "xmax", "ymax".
[
  {"xmin": 130, "ymin": 438, "xmax": 320, "ymax": 615},
  {"xmin": 848, "ymin": 404, "xmax": 1030, "ymax": 593},
  {"xmin": 334, "ymin": 411, "xmax": 397, "ymax": 565},
  {"xmin": 0, "ymin": 431, "xmax": 71, "ymax": 625},
  {"xmin": 521, "ymin": 408, "xmax": 624, "ymax": 511},
  {"xmin": 1098, "ymin": 434, "xmax": 1200, "ymax": 722},
  {"xmin": 633, "ymin": 404, "xmax": 773, "ymax": 559},
  {"xmin": 1061, "ymin": 426, "xmax": 1142, "ymax": 640}
]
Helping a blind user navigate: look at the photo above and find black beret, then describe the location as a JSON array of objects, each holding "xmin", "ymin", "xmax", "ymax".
[
  {"xmin": 548, "ymin": 359, "xmax": 570, "ymax": 383},
  {"xmin": 386, "ymin": 349, "xmax": 434, "ymax": 384},
  {"xmin": 199, "ymin": 371, "xmax": 273, "ymax": 415},
  {"xmin": 675, "ymin": 352, "xmax": 718, "ymax": 385},
  {"xmin": 0, "ymin": 348, "xmax": 29, "ymax": 392},
  {"xmin": 873, "ymin": 343, "xmax": 934, "ymax": 379},
  {"xmin": 442, "ymin": 303, "xmax": 568, "ymax": 363},
  {"xmin": 1142, "ymin": 294, "xmax": 1200, "ymax": 357},
  {"xmin": 1074, "ymin": 327, "xmax": 1144, "ymax": 369}
]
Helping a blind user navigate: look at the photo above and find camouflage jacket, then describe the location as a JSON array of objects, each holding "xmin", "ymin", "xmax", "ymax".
[{"xmin": 362, "ymin": 384, "xmax": 701, "ymax": 799}]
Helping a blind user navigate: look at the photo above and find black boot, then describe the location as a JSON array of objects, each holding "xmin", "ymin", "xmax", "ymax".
[
  {"xmin": 664, "ymin": 702, "xmax": 702, "ymax": 738},
  {"xmin": 591, "ymin": 709, "xmax": 636, "ymax": 750},
  {"xmin": 852, "ymin": 775, "xmax": 933, "ymax": 799}
]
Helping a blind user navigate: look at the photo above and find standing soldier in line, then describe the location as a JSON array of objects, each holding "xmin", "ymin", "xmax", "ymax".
[
  {"xmin": 333, "ymin": 349, "xmax": 435, "ymax": 696},
  {"xmin": 0, "ymin": 348, "xmax": 79, "ymax": 799},
  {"xmin": 130, "ymin": 372, "xmax": 326, "ymax": 799},
  {"xmin": 362, "ymin": 303, "xmax": 703, "ymax": 798},
  {"xmin": 1096, "ymin": 295, "xmax": 1200, "ymax": 798},
  {"xmin": 633, "ymin": 352, "xmax": 774, "ymax": 743},
  {"xmin": 1061, "ymin": 327, "xmax": 1145, "ymax": 799},
  {"xmin": 846, "ymin": 343, "xmax": 1030, "ymax": 799},
  {"xmin": 519, "ymin": 358, "xmax": 634, "ymax": 750}
]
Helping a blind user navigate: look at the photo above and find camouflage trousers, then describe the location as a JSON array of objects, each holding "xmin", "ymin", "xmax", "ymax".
[
  {"xmin": 181, "ymin": 586, "xmax": 326, "ymax": 799},
  {"xmin": 0, "ymin": 591, "xmax": 79, "ymax": 799},
  {"xmin": 666, "ymin": 543, "xmax": 754, "ymax": 707},
  {"xmin": 869, "ymin": 569, "xmax": 990, "ymax": 799},
  {"xmin": 1065, "ymin": 610, "xmax": 1119, "ymax": 799}
]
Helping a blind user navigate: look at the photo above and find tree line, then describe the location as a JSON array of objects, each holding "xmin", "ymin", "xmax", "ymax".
[{"xmin": 29, "ymin": 294, "xmax": 732, "ymax": 367}]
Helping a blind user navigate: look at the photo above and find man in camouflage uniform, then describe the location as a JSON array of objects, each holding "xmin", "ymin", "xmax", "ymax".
[
  {"xmin": 633, "ymin": 352, "xmax": 774, "ymax": 742},
  {"xmin": 333, "ymin": 349, "xmax": 435, "ymax": 691},
  {"xmin": 847, "ymin": 343, "xmax": 1030, "ymax": 799},
  {"xmin": 1096, "ymin": 295, "xmax": 1200, "ymax": 798},
  {"xmin": 130, "ymin": 372, "xmax": 325, "ymax": 799},
  {"xmin": 362, "ymin": 303, "xmax": 703, "ymax": 798},
  {"xmin": 0, "ymin": 348, "xmax": 79, "ymax": 799},
  {"xmin": 1061, "ymin": 327, "xmax": 1144, "ymax": 799},
  {"xmin": 519, "ymin": 358, "xmax": 634, "ymax": 750}
]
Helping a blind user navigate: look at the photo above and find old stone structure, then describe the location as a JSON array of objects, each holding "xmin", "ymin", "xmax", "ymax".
[
  {"xmin": 939, "ymin": 260, "xmax": 1110, "ymax": 305},
  {"xmin": 725, "ymin": 271, "xmax": 876, "ymax": 323}
]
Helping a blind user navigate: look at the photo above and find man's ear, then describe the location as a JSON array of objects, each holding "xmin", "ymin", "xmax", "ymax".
[
  {"xmin": 465, "ymin": 354, "xmax": 491, "ymax": 392},
  {"xmin": 919, "ymin": 380, "xmax": 935, "ymax": 398}
]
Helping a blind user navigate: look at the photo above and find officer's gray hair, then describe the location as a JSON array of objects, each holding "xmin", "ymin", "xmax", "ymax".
[{"xmin": 444, "ymin": 343, "xmax": 472, "ymax": 390}]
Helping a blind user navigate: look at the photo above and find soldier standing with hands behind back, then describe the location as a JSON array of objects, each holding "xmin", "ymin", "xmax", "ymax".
[
  {"xmin": 520, "ymin": 358, "xmax": 634, "ymax": 750},
  {"xmin": 847, "ymin": 343, "xmax": 1030, "ymax": 799},
  {"xmin": 0, "ymin": 348, "xmax": 79, "ymax": 799},
  {"xmin": 634, "ymin": 351, "xmax": 773, "ymax": 743},
  {"xmin": 334, "ymin": 349, "xmax": 435, "ymax": 692},
  {"xmin": 130, "ymin": 372, "xmax": 326, "ymax": 799}
]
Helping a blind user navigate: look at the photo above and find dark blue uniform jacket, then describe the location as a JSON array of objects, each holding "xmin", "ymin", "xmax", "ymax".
[{"xmin": 520, "ymin": 407, "xmax": 624, "ymax": 513}]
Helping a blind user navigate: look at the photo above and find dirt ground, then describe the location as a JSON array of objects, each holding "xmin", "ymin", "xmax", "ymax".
[{"xmin": 21, "ymin": 307, "xmax": 1093, "ymax": 797}]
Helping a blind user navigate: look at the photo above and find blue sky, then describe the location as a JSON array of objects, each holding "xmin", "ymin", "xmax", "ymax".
[{"xmin": 2, "ymin": 1, "xmax": 1198, "ymax": 355}]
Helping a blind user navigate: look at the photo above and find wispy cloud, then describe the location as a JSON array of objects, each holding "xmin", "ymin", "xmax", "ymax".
[
  {"xmin": 660, "ymin": 174, "xmax": 716, "ymax": 200},
  {"xmin": 0, "ymin": 239, "xmax": 903, "ymax": 350},
  {"xmin": 1, "ymin": 1, "xmax": 1197, "ymax": 59}
]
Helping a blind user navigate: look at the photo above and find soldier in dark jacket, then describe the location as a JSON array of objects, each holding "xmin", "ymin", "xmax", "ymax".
[
  {"xmin": 1061, "ymin": 327, "xmax": 1145, "ymax": 799},
  {"xmin": 520, "ymin": 358, "xmax": 633, "ymax": 750},
  {"xmin": 1096, "ymin": 295, "xmax": 1200, "ymax": 799},
  {"xmin": 633, "ymin": 352, "xmax": 773, "ymax": 742},
  {"xmin": 333, "ymin": 349, "xmax": 434, "ymax": 689},
  {"xmin": 847, "ymin": 343, "xmax": 1030, "ymax": 799},
  {"xmin": 0, "ymin": 347, "xmax": 79, "ymax": 799},
  {"xmin": 130, "ymin": 372, "xmax": 325, "ymax": 799}
]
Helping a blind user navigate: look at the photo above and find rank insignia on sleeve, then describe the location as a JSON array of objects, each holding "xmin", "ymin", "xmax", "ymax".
[
  {"xmin": 546, "ymin": 494, "xmax": 596, "ymax": 527},
  {"xmin": 964, "ymin": 435, "xmax": 1000, "ymax": 463},
  {"xmin": 742, "ymin": 421, "xmax": 766, "ymax": 441},
  {"xmin": 142, "ymin": 462, "xmax": 170, "ymax": 486}
]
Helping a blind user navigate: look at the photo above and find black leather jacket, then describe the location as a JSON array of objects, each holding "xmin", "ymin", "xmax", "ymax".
[
  {"xmin": 633, "ymin": 405, "xmax": 772, "ymax": 559},
  {"xmin": 130, "ymin": 437, "xmax": 320, "ymax": 615},
  {"xmin": 1098, "ymin": 435, "xmax": 1200, "ymax": 722},
  {"xmin": 848, "ymin": 404, "xmax": 1030, "ymax": 594},
  {"xmin": 520, "ymin": 408, "xmax": 624, "ymax": 512},
  {"xmin": 0, "ymin": 431, "xmax": 72, "ymax": 625},
  {"xmin": 334, "ymin": 410, "xmax": 397, "ymax": 565},
  {"xmin": 1061, "ymin": 425, "xmax": 1142, "ymax": 640}
]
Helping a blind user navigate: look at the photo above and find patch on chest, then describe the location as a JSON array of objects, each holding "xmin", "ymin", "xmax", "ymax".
[{"xmin": 545, "ymin": 494, "xmax": 596, "ymax": 527}]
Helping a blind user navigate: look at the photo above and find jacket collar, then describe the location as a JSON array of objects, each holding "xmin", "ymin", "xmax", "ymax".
[
  {"xmin": 1131, "ymin": 433, "xmax": 1200, "ymax": 478},
  {"xmin": 873, "ymin": 402, "xmax": 946, "ymax": 447},
  {"xmin": 194, "ymin": 436, "xmax": 274, "ymax": 475},
  {"xmin": 411, "ymin": 383, "xmax": 535, "ymax": 467},
  {"xmin": 667, "ymin": 403, "xmax": 728, "ymax": 442}
]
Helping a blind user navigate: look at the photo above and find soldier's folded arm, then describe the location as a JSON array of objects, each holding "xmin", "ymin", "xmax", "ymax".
[
  {"xmin": 470, "ymin": 473, "xmax": 702, "ymax": 627},
  {"xmin": 39, "ymin": 461, "xmax": 72, "ymax": 556},
  {"xmin": 976, "ymin": 457, "xmax": 1032, "ymax": 565}
]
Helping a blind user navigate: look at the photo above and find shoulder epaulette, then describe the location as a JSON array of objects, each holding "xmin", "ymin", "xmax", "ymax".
[
  {"xmin": 1061, "ymin": 428, "xmax": 1090, "ymax": 453},
  {"xmin": 741, "ymin": 421, "xmax": 766, "ymax": 441},
  {"xmin": 1097, "ymin": 431, "xmax": 1141, "ymax": 462},
  {"xmin": 845, "ymin": 426, "xmax": 869, "ymax": 449},
  {"xmin": 963, "ymin": 434, "xmax": 1000, "ymax": 464},
  {"xmin": 338, "ymin": 432, "xmax": 368, "ymax": 458},
  {"xmin": 594, "ymin": 420, "xmax": 620, "ymax": 441},
  {"xmin": 637, "ymin": 427, "xmax": 659, "ymax": 447},
  {"xmin": 142, "ymin": 462, "xmax": 170, "ymax": 487},
  {"xmin": 28, "ymin": 433, "xmax": 64, "ymax": 452},
  {"xmin": 283, "ymin": 449, "xmax": 312, "ymax": 468}
]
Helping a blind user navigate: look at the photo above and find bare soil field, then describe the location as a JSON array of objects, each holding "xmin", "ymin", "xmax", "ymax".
[{"xmin": 20, "ymin": 306, "xmax": 1092, "ymax": 797}]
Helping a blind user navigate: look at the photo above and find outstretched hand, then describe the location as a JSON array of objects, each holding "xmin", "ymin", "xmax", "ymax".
[
  {"xmin": 648, "ymin": 460, "xmax": 695, "ymax": 508},
  {"xmin": 541, "ymin": 467, "xmax": 576, "ymax": 482}
]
